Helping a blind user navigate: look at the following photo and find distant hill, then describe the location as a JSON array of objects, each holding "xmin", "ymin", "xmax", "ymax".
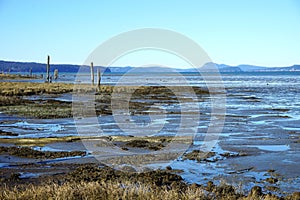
[
  {"xmin": 0, "ymin": 60, "xmax": 110, "ymax": 73},
  {"xmin": 0, "ymin": 60, "xmax": 299, "ymax": 73}
]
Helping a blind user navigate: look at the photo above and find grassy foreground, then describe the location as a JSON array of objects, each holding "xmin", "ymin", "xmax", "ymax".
[
  {"xmin": 1, "ymin": 179, "xmax": 299, "ymax": 200},
  {"xmin": 1, "ymin": 165, "xmax": 299, "ymax": 200}
]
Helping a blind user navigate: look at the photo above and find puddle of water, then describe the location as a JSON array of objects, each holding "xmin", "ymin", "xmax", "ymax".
[
  {"xmin": 0, "ymin": 163, "xmax": 9, "ymax": 168},
  {"xmin": 32, "ymin": 146, "xmax": 67, "ymax": 152},
  {"xmin": 248, "ymin": 145, "xmax": 290, "ymax": 152},
  {"xmin": 19, "ymin": 172, "xmax": 41, "ymax": 179},
  {"xmin": 12, "ymin": 121, "xmax": 63, "ymax": 132}
]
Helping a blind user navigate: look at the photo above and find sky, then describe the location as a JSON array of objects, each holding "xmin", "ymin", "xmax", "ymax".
[{"xmin": 0, "ymin": 0, "xmax": 299, "ymax": 68}]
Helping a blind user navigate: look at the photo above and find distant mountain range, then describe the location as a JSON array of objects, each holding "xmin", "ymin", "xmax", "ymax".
[
  {"xmin": 0, "ymin": 60, "xmax": 110, "ymax": 73},
  {"xmin": 0, "ymin": 60, "xmax": 299, "ymax": 73}
]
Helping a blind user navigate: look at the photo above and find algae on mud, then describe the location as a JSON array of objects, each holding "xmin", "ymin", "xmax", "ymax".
[{"xmin": 0, "ymin": 146, "xmax": 86, "ymax": 159}]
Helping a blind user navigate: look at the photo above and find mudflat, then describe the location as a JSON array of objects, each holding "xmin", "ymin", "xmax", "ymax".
[{"xmin": 0, "ymin": 79, "xmax": 299, "ymax": 199}]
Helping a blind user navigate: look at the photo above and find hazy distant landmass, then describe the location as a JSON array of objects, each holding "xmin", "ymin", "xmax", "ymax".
[{"xmin": 0, "ymin": 60, "xmax": 299, "ymax": 73}]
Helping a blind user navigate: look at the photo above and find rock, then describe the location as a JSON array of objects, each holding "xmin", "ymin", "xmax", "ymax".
[
  {"xmin": 290, "ymin": 192, "xmax": 300, "ymax": 200},
  {"xmin": 249, "ymin": 186, "xmax": 263, "ymax": 196},
  {"xmin": 206, "ymin": 181, "xmax": 215, "ymax": 192},
  {"xmin": 266, "ymin": 177, "xmax": 278, "ymax": 184}
]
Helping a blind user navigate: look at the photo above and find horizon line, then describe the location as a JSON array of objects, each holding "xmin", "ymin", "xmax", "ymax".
[{"xmin": 0, "ymin": 59, "xmax": 299, "ymax": 69}]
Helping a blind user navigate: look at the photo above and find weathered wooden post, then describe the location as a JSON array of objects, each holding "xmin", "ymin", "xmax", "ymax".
[
  {"xmin": 29, "ymin": 67, "xmax": 32, "ymax": 77},
  {"xmin": 97, "ymin": 68, "xmax": 101, "ymax": 91},
  {"xmin": 90, "ymin": 62, "xmax": 94, "ymax": 85},
  {"xmin": 46, "ymin": 55, "xmax": 50, "ymax": 83},
  {"xmin": 54, "ymin": 69, "xmax": 58, "ymax": 80}
]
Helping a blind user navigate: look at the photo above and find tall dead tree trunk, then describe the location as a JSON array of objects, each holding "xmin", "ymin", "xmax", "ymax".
[{"xmin": 90, "ymin": 62, "xmax": 94, "ymax": 85}]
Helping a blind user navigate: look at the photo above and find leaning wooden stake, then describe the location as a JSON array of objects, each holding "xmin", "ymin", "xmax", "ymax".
[
  {"xmin": 90, "ymin": 62, "xmax": 94, "ymax": 85},
  {"xmin": 46, "ymin": 55, "xmax": 50, "ymax": 83}
]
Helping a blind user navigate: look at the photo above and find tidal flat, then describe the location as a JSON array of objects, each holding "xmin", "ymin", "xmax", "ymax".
[{"xmin": 0, "ymin": 76, "xmax": 300, "ymax": 199}]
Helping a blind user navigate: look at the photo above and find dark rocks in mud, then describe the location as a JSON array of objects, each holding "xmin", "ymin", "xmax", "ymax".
[
  {"xmin": 266, "ymin": 177, "xmax": 279, "ymax": 184},
  {"xmin": 124, "ymin": 139, "xmax": 165, "ymax": 151},
  {"xmin": 0, "ymin": 130, "xmax": 18, "ymax": 136},
  {"xmin": 0, "ymin": 146, "xmax": 86, "ymax": 159},
  {"xmin": 183, "ymin": 150, "xmax": 216, "ymax": 162},
  {"xmin": 249, "ymin": 186, "xmax": 263, "ymax": 196},
  {"xmin": 67, "ymin": 165, "xmax": 186, "ymax": 189},
  {"xmin": 205, "ymin": 181, "xmax": 242, "ymax": 199}
]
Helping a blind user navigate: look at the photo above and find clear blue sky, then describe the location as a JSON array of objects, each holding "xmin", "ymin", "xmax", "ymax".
[{"xmin": 0, "ymin": 0, "xmax": 299, "ymax": 67}]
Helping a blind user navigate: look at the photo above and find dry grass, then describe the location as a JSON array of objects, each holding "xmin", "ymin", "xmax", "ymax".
[
  {"xmin": 0, "ymin": 180, "xmax": 194, "ymax": 200},
  {"xmin": 0, "ymin": 164, "xmax": 298, "ymax": 200},
  {"xmin": 1, "ymin": 103, "xmax": 72, "ymax": 118},
  {"xmin": 0, "ymin": 82, "xmax": 74, "ymax": 96},
  {"xmin": 0, "ymin": 82, "xmax": 209, "ymax": 96},
  {"xmin": 1, "ymin": 180, "xmax": 296, "ymax": 200}
]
